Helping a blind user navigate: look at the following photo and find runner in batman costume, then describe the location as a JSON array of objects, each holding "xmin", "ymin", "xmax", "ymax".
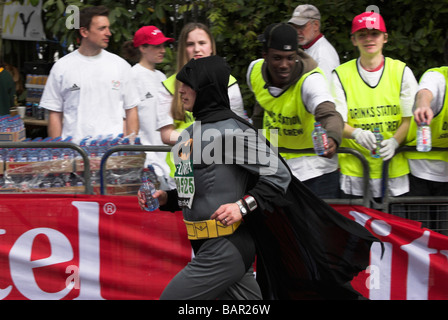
[{"xmin": 154, "ymin": 55, "xmax": 380, "ymax": 300}]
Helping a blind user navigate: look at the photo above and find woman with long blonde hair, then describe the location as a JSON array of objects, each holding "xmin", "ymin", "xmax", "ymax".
[{"xmin": 157, "ymin": 22, "xmax": 246, "ymax": 145}]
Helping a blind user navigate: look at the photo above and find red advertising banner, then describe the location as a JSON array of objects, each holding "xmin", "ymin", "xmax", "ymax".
[
  {"xmin": 340, "ymin": 205, "xmax": 448, "ymax": 300},
  {"xmin": 0, "ymin": 194, "xmax": 190, "ymax": 300},
  {"xmin": 0, "ymin": 194, "xmax": 447, "ymax": 300}
]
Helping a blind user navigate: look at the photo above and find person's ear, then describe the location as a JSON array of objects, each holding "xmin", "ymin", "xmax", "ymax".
[
  {"xmin": 350, "ymin": 35, "xmax": 357, "ymax": 47},
  {"xmin": 80, "ymin": 27, "xmax": 89, "ymax": 38}
]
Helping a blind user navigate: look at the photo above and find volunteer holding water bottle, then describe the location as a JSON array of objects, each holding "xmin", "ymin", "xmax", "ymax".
[
  {"xmin": 331, "ymin": 11, "xmax": 418, "ymax": 200},
  {"xmin": 405, "ymin": 39, "xmax": 448, "ymax": 196}
]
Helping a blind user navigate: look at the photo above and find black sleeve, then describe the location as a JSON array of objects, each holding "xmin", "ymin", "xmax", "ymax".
[{"xmin": 159, "ymin": 189, "xmax": 181, "ymax": 212}]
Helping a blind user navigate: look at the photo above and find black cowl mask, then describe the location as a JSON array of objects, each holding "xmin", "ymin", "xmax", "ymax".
[{"xmin": 176, "ymin": 56, "xmax": 241, "ymax": 124}]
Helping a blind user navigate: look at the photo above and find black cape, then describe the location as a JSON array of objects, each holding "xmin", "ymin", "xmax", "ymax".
[
  {"xmin": 245, "ymin": 177, "xmax": 379, "ymax": 300},
  {"xmin": 176, "ymin": 56, "xmax": 380, "ymax": 300}
]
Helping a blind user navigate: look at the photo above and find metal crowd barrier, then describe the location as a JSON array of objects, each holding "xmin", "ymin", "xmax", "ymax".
[
  {"xmin": 0, "ymin": 141, "xmax": 92, "ymax": 194},
  {"xmin": 277, "ymin": 145, "xmax": 448, "ymax": 235},
  {"xmin": 99, "ymin": 145, "xmax": 171, "ymax": 195},
  {"xmin": 381, "ymin": 146, "xmax": 448, "ymax": 235},
  {"xmin": 277, "ymin": 147, "xmax": 371, "ymax": 207},
  {"xmin": 2, "ymin": 141, "xmax": 447, "ymax": 234},
  {"xmin": 381, "ymin": 146, "xmax": 448, "ymax": 209}
]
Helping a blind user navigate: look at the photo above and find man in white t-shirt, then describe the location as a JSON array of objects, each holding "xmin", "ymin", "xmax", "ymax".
[
  {"xmin": 41, "ymin": 6, "xmax": 139, "ymax": 144},
  {"xmin": 288, "ymin": 4, "xmax": 340, "ymax": 84}
]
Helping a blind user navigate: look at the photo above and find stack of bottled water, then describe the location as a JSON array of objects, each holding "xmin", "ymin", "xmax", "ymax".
[
  {"xmin": 78, "ymin": 133, "xmax": 143, "ymax": 158},
  {"xmin": 0, "ymin": 115, "xmax": 24, "ymax": 133},
  {"xmin": 0, "ymin": 132, "xmax": 146, "ymax": 191}
]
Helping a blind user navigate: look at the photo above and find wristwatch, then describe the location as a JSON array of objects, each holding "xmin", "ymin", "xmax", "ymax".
[
  {"xmin": 243, "ymin": 195, "xmax": 258, "ymax": 212},
  {"xmin": 236, "ymin": 200, "xmax": 247, "ymax": 216}
]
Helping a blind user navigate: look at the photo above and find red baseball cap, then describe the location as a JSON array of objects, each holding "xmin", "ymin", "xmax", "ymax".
[
  {"xmin": 133, "ymin": 26, "xmax": 174, "ymax": 47},
  {"xmin": 351, "ymin": 12, "xmax": 387, "ymax": 34}
]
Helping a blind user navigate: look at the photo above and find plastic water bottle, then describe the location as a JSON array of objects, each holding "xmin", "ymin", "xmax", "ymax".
[
  {"xmin": 119, "ymin": 138, "xmax": 130, "ymax": 156},
  {"xmin": 16, "ymin": 148, "xmax": 27, "ymax": 162},
  {"xmin": 97, "ymin": 135, "xmax": 113, "ymax": 158},
  {"xmin": 88, "ymin": 138, "xmax": 99, "ymax": 158},
  {"xmin": 38, "ymin": 137, "xmax": 53, "ymax": 161},
  {"xmin": 109, "ymin": 138, "xmax": 121, "ymax": 156},
  {"xmin": 27, "ymin": 147, "xmax": 39, "ymax": 162},
  {"xmin": 51, "ymin": 137, "xmax": 62, "ymax": 160},
  {"xmin": 139, "ymin": 175, "xmax": 159, "ymax": 211},
  {"xmin": 0, "ymin": 115, "xmax": 7, "ymax": 131},
  {"xmin": 61, "ymin": 136, "xmax": 74, "ymax": 160},
  {"xmin": 371, "ymin": 127, "xmax": 383, "ymax": 158},
  {"xmin": 144, "ymin": 165, "xmax": 160, "ymax": 189},
  {"xmin": 312, "ymin": 122, "xmax": 328, "ymax": 155},
  {"xmin": 79, "ymin": 136, "xmax": 92, "ymax": 158},
  {"xmin": 131, "ymin": 137, "xmax": 142, "ymax": 155},
  {"xmin": 417, "ymin": 122, "xmax": 432, "ymax": 152}
]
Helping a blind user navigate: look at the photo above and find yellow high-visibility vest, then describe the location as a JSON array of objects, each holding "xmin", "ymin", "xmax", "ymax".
[
  {"xmin": 249, "ymin": 59, "xmax": 323, "ymax": 159},
  {"xmin": 334, "ymin": 57, "xmax": 409, "ymax": 179},
  {"xmin": 406, "ymin": 66, "xmax": 448, "ymax": 162}
]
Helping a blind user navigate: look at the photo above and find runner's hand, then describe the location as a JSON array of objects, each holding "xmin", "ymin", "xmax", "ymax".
[
  {"xmin": 210, "ymin": 203, "xmax": 242, "ymax": 226},
  {"xmin": 137, "ymin": 190, "xmax": 167, "ymax": 210}
]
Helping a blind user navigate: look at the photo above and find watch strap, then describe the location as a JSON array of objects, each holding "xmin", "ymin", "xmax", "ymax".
[
  {"xmin": 236, "ymin": 199, "xmax": 248, "ymax": 216},
  {"xmin": 243, "ymin": 195, "xmax": 258, "ymax": 212}
]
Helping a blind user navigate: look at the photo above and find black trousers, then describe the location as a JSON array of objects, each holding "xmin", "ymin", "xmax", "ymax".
[{"xmin": 160, "ymin": 224, "xmax": 262, "ymax": 300}]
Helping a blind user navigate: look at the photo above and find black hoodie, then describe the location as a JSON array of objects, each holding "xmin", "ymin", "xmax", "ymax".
[{"xmin": 176, "ymin": 55, "xmax": 244, "ymax": 125}]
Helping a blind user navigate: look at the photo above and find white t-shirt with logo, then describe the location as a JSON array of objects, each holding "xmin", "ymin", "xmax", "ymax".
[
  {"xmin": 129, "ymin": 63, "xmax": 173, "ymax": 184},
  {"xmin": 41, "ymin": 49, "xmax": 140, "ymax": 144}
]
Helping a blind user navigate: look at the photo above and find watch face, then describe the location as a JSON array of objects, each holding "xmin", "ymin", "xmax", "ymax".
[
  {"xmin": 244, "ymin": 196, "xmax": 257, "ymax": 211},
  {"xmin": 238, "ymin": 201, "xmax": 247, "ymax": 215}
]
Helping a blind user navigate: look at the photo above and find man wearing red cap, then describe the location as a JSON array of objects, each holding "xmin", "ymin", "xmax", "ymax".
[
  {"xmin": 41, "ymin": 6, "xmax": 140, "ymax": 144},
  {"xmin": 124, "ymin": 26, "xmax": 176, "ymax": 189},
  {"xmin": 331, "ymin": 12, "xmax": 418, "ymax": 200}
]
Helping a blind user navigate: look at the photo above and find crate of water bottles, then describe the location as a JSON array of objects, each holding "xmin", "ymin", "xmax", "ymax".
[
  {"xmin": 2, "ymin": 136, "xmax": 83, "ymax": 193},
  {"xmin": 0, "ymin": 133, "xmax": 147, "ymax": 194},
  {"xmin": 0, "ymin": 115, "xmax": 26, "ymax": 142},
  {"xmin": 77, "ymin": 133, "xmax": 146, "ymax": 194}
]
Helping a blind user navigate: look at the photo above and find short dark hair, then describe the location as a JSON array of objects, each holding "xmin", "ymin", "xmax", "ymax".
[{"xmin": 79, "ymin": 5, "xmax": 109, "ymax": 35}]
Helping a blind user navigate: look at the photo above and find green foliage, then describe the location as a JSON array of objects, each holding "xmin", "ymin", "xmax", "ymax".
[{"xmin": 7, "ymin": 0, "xmax": 448, "ymax": 112}]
